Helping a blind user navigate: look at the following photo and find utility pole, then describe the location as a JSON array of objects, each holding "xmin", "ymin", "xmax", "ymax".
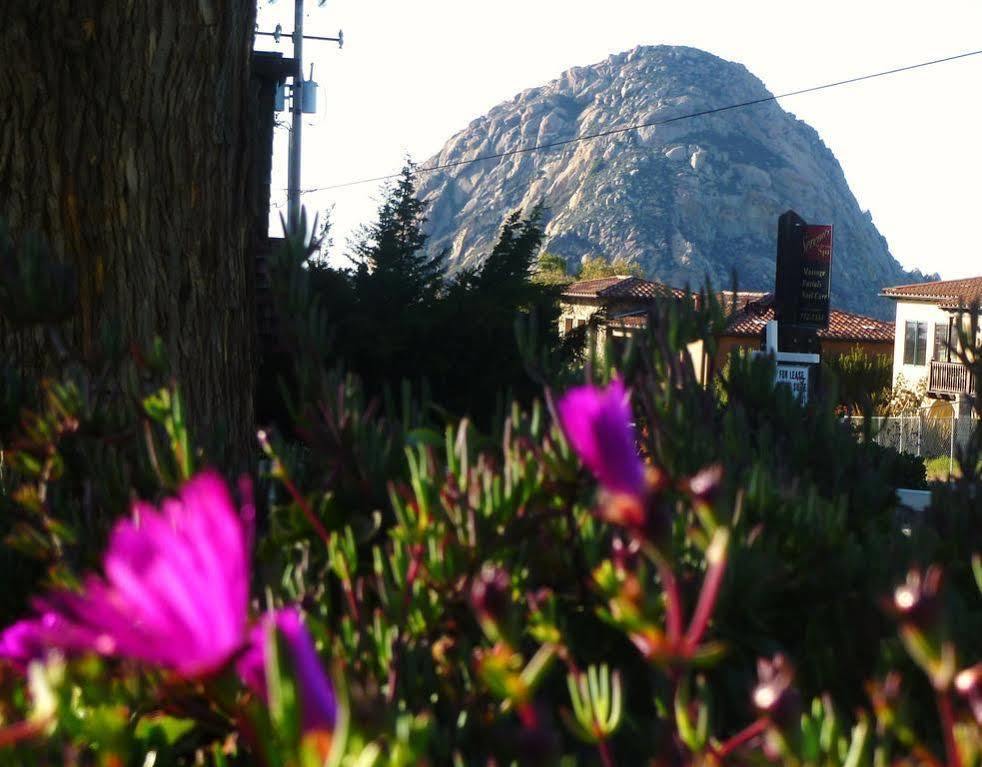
[
  {"xmin": 256, "ymin": 2, "xmax": 341, "ymax": 233},
  {"xmin": 287, "ymin": 0, "xmax": 304, "ymax": 233}
]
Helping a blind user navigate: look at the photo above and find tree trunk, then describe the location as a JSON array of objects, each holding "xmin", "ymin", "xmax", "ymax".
[{"xmin": 0, "ymin": 1, "xmax": 258, "ymax": 467}]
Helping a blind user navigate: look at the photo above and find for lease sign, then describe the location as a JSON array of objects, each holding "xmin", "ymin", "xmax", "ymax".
[{"xmin": 776, "ymin": 364, "xmax": 810, "ymax": 403}]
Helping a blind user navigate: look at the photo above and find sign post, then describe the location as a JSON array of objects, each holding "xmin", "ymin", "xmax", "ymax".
[{"xmin": 767, "ymin": 210, "xmax": 833, "ymax": 402}]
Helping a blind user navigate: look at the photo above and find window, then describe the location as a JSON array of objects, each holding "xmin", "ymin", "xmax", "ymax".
[
  {"xmin": 564, "ymin": 318, "xmax": 573, "ymax": 333},
  {"xmin": 577, "ymin": 319, "xmax": 587, "ymax": 328},
  {"xmin": 933, "ymin": 322, "xmax": 950, "ymax": 362},
  {"xmin": 903, "ymin": 320, "xmax": 927, "ymax": 365}
]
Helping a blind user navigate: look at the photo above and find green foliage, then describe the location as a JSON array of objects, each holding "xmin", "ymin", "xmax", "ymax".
[
  {"xmin": 822, "ymin": 346, "xmax": 893, "ymax": 415},
  {"xmin": 531, "ymin": 251, "xmax": 573, "ymax": 286},
  {"xmin": 350, "ymin": 162, "xmax": 444, "ymax": 308},
  {"xmin": 0, "ymin": 223, "xmax": 979, "ymax": 765},
  {"xmin": 889, "ymin": 372, "xmax": 929, "ymax": 416},
  {"xmin": 266, "ymin": 169, "xmax": 577, "ymax": 429},
  {"xmin": 575, "ymin": 255, "xmax": 644, "ymax": 281}
]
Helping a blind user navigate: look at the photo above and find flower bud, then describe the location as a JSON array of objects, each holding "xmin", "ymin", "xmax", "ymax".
[
  {"xmin": 892, "ymin": 566, "xmax": 943, "ymax": 631},
  {"xmin": 557, "ymin": 378, "xmax": 646, "ymax": 498},
  {"xmin": 471, "ymin": 564, "xmax": 511, "ymax": 632},
  {"xmin": 753, "ymin": 654, "xmax": 800, "ymax": 728},
  {"xmin": 681, "ymin": 464, "xmax": 723, "ymax": 506},
  {"xmin": 956, "ymin": 663, "xmax": 982, "ymax": 725},
  {"xmin": 611, "ymin": 536, "xmax": 641, "ymax": 574},
  {"xmin": 867, "ymin": 672, "xmax": 903, "ymax": 722}
]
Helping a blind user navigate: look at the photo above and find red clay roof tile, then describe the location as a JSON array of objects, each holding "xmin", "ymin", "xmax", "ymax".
[
  {"xmin": 881, "ymin": 276, "xmax": 982, "ymax": 307},
  {"xmin": 723, "ymin": 294, "xmax": 894, "ymax": 342},
  {"xmin": 562, "ymin": 276, "xmax": 683, "ymax": 300}
]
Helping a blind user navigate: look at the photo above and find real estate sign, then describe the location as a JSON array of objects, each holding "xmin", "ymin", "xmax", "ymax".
[{"xmin": 775, "ymin": 363, "xmax": 810, "ymax": 403}]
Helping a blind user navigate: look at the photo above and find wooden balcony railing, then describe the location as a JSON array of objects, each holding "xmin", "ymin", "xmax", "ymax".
[{"xmin": 929, "ymin": 361, "xmax": 975, "ymax": 397}]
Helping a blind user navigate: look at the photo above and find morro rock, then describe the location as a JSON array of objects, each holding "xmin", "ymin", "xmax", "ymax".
[{"xmin": 416, "ymin": 45, "xmax": 929, "ymax": 316}]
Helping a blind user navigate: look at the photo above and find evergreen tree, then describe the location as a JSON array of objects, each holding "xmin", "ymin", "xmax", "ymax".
[
  {"xmin": 433, "ymin": 208, "xmax": 569, "ymax": 422},
  {"xmin": 350, "ymin": 162, "xmax": 443, "ymax": 309},
  {"xmin": 279, "ymin": 171, "xmax": 576, "ymax": 428},
  {"xmin": 338, "ymin": 162, "xmax": 446, "ymax": 390}
]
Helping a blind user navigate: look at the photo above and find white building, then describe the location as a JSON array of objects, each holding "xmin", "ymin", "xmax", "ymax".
[
  {"xmin": 881, "ymin": 276, "xmax": 981, "ymax": 416},
  {"xmin": 557, "ymin": 276, "xmax": 685, "ymax": 360}
]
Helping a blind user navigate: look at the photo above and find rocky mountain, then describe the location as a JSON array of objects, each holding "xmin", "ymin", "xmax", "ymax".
[{"xmin": 416, "ymin": 45, "xmax": 931, "ymax": 317}]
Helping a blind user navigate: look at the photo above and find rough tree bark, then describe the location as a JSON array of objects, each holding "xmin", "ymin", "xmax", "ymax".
[{"xmin": 0, "ymin": 1, "xmax": 258, "ymax": 466}]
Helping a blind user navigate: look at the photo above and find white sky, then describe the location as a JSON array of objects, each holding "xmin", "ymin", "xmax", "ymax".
[{"xmin": 255, "ymin": 0, "xmax": 982, "ymax": 280}]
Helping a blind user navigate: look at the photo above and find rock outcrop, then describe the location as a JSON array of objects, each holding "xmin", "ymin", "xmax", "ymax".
[{"xmin": 416, "ymin": 45, "xmax": 931, "ymax": 317}]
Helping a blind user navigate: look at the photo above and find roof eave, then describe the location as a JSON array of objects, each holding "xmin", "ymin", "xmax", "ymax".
[{"xmin": 879, "ymin": 292, "xmax": 957, "ymax": 303}]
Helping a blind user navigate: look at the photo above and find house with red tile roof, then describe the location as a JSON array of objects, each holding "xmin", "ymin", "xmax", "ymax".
[
  {"xmin": 557, "ymin": 276, "xmax": 686, "ymax": 359},
  {"xmin": 558, "ymin": 276, "xmax": 894, "ymax": 378},
  {"xmin": 682, "ymin": 293, "xmax": 895, "ymax": 384},
  {"xmin": 880, "ymin": 276, "xmax": 981, "ymax": 411},
  {"xmin": 720, "ymin": 294, "xmax": 894, "ymax": 353}
]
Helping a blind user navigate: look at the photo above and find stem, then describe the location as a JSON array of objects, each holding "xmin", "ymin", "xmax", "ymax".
[
  {"xmin": 597, "ymin": 737, "xmax": 615, "ymax": 767},
  {"xmin": 0, "ymin": 718, "xmax": 47, "ymax": 748},
  {"xmin": 936, "ymin": 691, "xmax": 962, "ymax": 767},
  {"xmin": 655, "ymin": 558, "xmax": 684, "ymax": 644},
  {"xmin": 716, "ymin": 717, "xmax": 769, "ymax": 758},
  {"xmin": 386, "ymin": 639, "xmax": 400, "ymax": 704},
  {"xmin": 684, "ymin": 532, "xmax": 729, "ymax": 650},
  {"xmin": 341, "ymin": 571, "xmax": 362, "ymax": 624},
  {"xmin": 401, "ymin": 544, "xmax": 423, "ymax": 616},
  {"xmin": 517, "ymin": 702, "xmax": 538, "ymax": 729},
  {"xmin": 234, "ymin": 713, "xmax": 273, "ymax": 767},
  {"xmin": 258, "ymin": 430, "xmax": 332, "ymax": 549},
  {"xmin": 910, "ymin": 745, "xmax": 945, "ymax": 767}
]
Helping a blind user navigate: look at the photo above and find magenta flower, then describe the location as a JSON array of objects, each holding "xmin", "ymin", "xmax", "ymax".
[
  {"xmin": 557, "ymin": 378, "xmax": 645, "ymax": 497},
  {"xmin": 238, "ymin": 608, "xmax": 338, "ymax": 734},
  {"xmin": 0, "ymin": 471, "xmax": 254, "ymax": 678},
  {"xmin": 0, "ymin": 619, "xmax": 51, "ymax": 671}
]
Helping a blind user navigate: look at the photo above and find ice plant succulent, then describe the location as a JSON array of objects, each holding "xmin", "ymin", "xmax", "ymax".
[
  {"xmin": 238, "ymin": 607, "xmax": 338, "ymax": 740},
  {"xmin": 471, "ymin": 564, "xmax": 512, "ymax": 642},
  {"xmin": 557, "ymin": 377, "xmax": 672, "ymax": 539},
  {"xmin": 0, "ymin": 471, "xmax": 254, "ymax": 678},
  {"xmin": 0, "ymin": 620, "xmax": 52, "ymax": 672},
  {"xmin": 557, "ymin": 378, "xmax": 646, "ymax": 498}
]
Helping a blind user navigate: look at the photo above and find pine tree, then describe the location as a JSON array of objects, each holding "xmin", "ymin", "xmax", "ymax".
[
  {"xmin": 340, "ymin": 162, "xmax": 444, "ymax": 390},
  {"xmin": 350, "ymin": 162, "xmax": 443, "ymax": 309}
]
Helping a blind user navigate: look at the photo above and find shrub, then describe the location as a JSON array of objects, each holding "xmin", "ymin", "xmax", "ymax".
[
  {"xmin": 0, "ymin": 223, "xmax": 977, "ymax": 765},
  {"xmin": 821, "ymin": 346, "xmax": 892, "ymax": 415}
]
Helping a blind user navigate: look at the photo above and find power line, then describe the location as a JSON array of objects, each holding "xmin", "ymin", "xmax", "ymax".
[{"xmin": 293, "ymin": 47, "xmax": 982, "ymax": 195}]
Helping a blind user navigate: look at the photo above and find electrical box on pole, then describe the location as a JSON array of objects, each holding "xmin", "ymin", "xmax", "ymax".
[
  {"xmin": 256, "ymin": 2, "xmax": 342, "ymax": 234},
  {"xmin": 302, "ymin": 64, "xmax": 318, "ymax": 114}
]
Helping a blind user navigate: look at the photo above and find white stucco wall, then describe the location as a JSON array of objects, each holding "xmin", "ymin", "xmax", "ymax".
[
  {"xmin": 557, "ymin": 299, "xmax": 600, "ymax": 334},
  {"xmin": 889, "ymin": 300, "xmax": 953, "ymax": 387}
]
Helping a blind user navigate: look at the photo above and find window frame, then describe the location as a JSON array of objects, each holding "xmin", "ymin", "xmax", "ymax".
[
  {"xmin": 903, "ymin": 320, "xmax": 927, "ymax": 366},
  {"xmin": 932, "ymin": 321, "xmax": 951, "ymax": 362}
]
